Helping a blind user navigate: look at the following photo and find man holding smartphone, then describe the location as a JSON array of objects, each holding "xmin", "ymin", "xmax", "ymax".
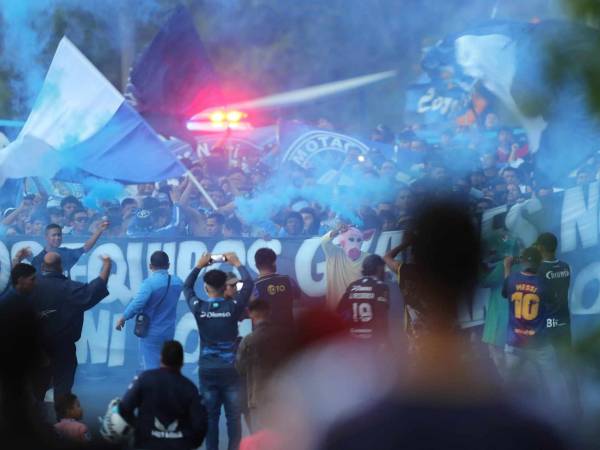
[{"xmin": 184, "ymin": 252, "xmax": 254, "ymax": 450}]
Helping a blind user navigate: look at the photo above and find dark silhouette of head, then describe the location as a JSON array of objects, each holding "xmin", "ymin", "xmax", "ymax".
[
  {"xmin": 248, "ymin": 298, "xmax": 271, "ymax": 323},
  {"xmin": 203, "ymin": 270, "xmax": 227, "ymax": 296},
  {"xmin": 161, "ymin": 340, "xmax": 184, "ymax": 369},
  {"xmin": 409, "ymin": 199, "xmax": 481, "ymax": 325},
  {"xmin": 150, "ymin": 250, "xmax": 170, "ymax": 270},
  {"xmin": 361, "ymin": 254, "xmax": 386, "ymax": 280},
  {"xmin": 535, "ymin": 232, "xmax": 558, "ymax": 255},
  {"xmin": 255, "ymin": 248, "xmax": 277, "ymax": 273},
  {"xmin": 10, "ymin": 263, "xmax": 36, "ymax": 294}
]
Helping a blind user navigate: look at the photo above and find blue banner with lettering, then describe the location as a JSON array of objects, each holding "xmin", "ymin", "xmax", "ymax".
[
  {"xmin": 481, "ymin": 183, "xmax": 600, "ymax": 342},
  {"xmin": 0, "ymin": 232, "xmax": 402, "ymax": 371}
]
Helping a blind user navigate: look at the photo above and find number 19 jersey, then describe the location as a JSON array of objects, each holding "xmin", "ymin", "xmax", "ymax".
[
  {"xmin": 502, "ymin": 271, "xmax": 548, "ymax": 348},
  {"xmin": 336, "ymin": 276, "xmax": 389, "ymax": 341}
]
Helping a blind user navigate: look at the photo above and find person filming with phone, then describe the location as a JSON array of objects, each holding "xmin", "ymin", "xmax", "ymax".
[
  {"xmin": 184, "ymin": 252, "xmax": 254, "ymax": 450},
  {"xmin": 115, "ymin": 251, "xmax": 183, "ymax": 371}
]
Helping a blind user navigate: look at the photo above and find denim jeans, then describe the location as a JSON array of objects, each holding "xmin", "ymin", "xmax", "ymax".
[
  {"xmin": 505, "ymin": 344, "xmax": 567, "ymax": 405},
  {"xmin": 200, "ymin": 370, "xmax": 242, "ymax": 450},
  {"xmin": 138, "ymin": 334, "xmax": 171, "ymax": 371}
]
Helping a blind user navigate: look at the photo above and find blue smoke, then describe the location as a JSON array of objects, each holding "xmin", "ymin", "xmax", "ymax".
[
  {"xmin": 81, "ymin": 177, "xmax": 124, "ymax": 210},
  {"xmin": 235, "ymin": 162, "xmax": 396, "ymax": 228}
]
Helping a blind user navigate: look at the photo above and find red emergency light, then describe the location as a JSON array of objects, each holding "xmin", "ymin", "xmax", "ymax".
[{"xmin": 187, "ymin": 109, "xmax": 251, "ymax": 132}]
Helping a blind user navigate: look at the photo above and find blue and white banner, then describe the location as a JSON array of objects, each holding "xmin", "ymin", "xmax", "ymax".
[
  {"xmin": 0, "ymin": 37, "xmax": 184, "ymax": 185},
  {"xmin": 405, "ymin": 82, "xmax": 471, "ymax": 125},
  {"xmin": 0, "ymin": 232, "xmax": 402, "ymax": 369},
  {"xmin": 279, "ymin": 121, "xmax": 395, "ymax": 169},
  {"xmin": 2, "ymin": 183, "xmax": 600, "ymax": 369}
]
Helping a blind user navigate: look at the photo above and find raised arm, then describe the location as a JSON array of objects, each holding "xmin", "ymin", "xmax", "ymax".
[
  {"xmin": 71, "ymin": 256, "xmax": 111, "ymax": 311},
  {"xmin": 83, "ymin": 219, "xmax": 110, "ymax": 252},
  {"xmin": 320, "ymin": 225, "xmax": 346, "ymax": 256},
  {"xmin": 99, "ymin": 255, "xmax": 112, "ymax": 282},
  {"xmin": 12, "ymin": 247, "xmax": 32, "ymax": 266},
  {"xmin": 30, "ymin": 177, "xmax": 49, "ymax": 209},
  {"xmin": 184, "ymin": 254, "xmax": 212, "ymax": 312},
  {"xmin": 2, "ymin": 200, "xmax": 31, "ymax": 226},
  {"xmin": 224, "ymin": 252, "xmax": 254, "ymax": 312},
  {"xmin": 384, "ymin": 230, "xmax": 414, "ymax": 274}
]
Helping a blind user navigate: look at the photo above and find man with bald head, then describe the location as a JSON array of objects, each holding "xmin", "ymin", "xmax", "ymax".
[
  {"xmin": 31, "ymin": 251, "xmax": 112, "ymax": 400},
  {"xmin": 42, "ymin": 252, "xmax": 62, "ymax": 272}
]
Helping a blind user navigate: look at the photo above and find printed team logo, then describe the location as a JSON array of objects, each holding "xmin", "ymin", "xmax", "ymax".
[
  {"xmin": 40, "ymin": 309, "xmax": 58, "ymax": 318},
  {"xmin": 151, "ymin": 418, "xmax": 183, "ymax": 439},
  {"xmin": 545, "ymin": 269, "xmax": 570, "ymax": 280},
  {"xmin": 281, "ymin": 130, "xmax": 369, "ymax": 168},
  {"xmin": 199, "ymin": 311, "xmax": 232, "ymax": 319}
]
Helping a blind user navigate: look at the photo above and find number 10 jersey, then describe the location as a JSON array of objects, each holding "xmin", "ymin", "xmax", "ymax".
[{"xmin": 502, "ymin": 271, "xmax": 548, "ymax": 348}]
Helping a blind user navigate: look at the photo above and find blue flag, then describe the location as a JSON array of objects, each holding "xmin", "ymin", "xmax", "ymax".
[
  {"xmin": 127, "ymin": 5, "xmax": 222, "ymax": 120},
  {"xmin": 427, "ymin": 20, "xmax": 600, "ymax": 184},
  {"xmin": 0, "ymin": 38, "xmax": 184, "ymax": 185}
]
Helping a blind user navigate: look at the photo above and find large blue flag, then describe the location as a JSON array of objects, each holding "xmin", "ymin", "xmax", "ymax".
[
  {"xmin": 127, "ymin": 5, "xmax": 222, "ymax": 134},
  {"xmin": 0, "ymin": 37, "xmax": 184, "ymax": 185},
  {"xmin": 426, "ymin": 20, "xmax": 600, "ymax": 184}
]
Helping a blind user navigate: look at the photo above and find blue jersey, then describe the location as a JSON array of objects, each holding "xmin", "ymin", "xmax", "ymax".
[{"xmin": 502, "ymin": 271, "xmax": 548, "ymax": 348}]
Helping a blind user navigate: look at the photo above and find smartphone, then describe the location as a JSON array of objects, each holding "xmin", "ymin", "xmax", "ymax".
[{"xmin": 210, "ymin": 254, "xmax": 227, "ymax": 263}]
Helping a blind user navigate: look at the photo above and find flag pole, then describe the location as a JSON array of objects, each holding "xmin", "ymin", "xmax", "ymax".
[
  {"xmin": 182, "ymin": 168, "xmax": 218, "ymax": 211},
  {"xmin": 167, "ymin": 139, "xmax": 218, "ymax": 211}
]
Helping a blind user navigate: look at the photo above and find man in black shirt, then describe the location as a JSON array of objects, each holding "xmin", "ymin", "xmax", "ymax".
[
  {"xmin": 534, "ymin": 232, "xmax": 571, "ymax": 346},
  {"xmin": 535, "ymin": 232, "xmax": 580, "ymax": 416},
  {"xmin": 337, "ymin": 255, "xmax": 390, "ymax": 344},
  {"xmin": 32, "ymin": 252, "xmax": 111, "ymax": 400},
  {"xmin": 253, "ymin": 247, "xmax": 301, "ymax": 328},
  {"xmin": 119, "ymin": 340, "xmax": 207, "ymax": 450},
  {"xmin": 184, "ymin": 252, "xmax": 251, "ymax": 450}
]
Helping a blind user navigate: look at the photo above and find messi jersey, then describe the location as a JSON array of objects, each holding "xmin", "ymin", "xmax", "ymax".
[
  {"xmin": 502, "ymin": 272, "xmax": 548, "ymax": 348},
  {"xmin": 254, "ymin": 273, "xmax": 300, "ymax": 327},
  {"xmin": 538, "ymin": 260, "xmax": 571, "ymax": 337},
  {"xmin": 337, "ymin": 276, "xmax": 389, "ymax": 341}
]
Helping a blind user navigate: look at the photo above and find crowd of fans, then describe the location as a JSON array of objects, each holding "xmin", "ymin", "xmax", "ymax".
[{"xmin": 1, "ymin": 110, "xmax": 598, "ymax": 241}]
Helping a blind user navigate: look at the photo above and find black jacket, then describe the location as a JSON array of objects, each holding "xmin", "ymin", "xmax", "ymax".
[
  {"xmin": 31, "ymin": 271, "xmax": 109, "ymax": 347},
  {"xmin": 119, "ymin": 367, "xmax": 207, "ymax": 450}
]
